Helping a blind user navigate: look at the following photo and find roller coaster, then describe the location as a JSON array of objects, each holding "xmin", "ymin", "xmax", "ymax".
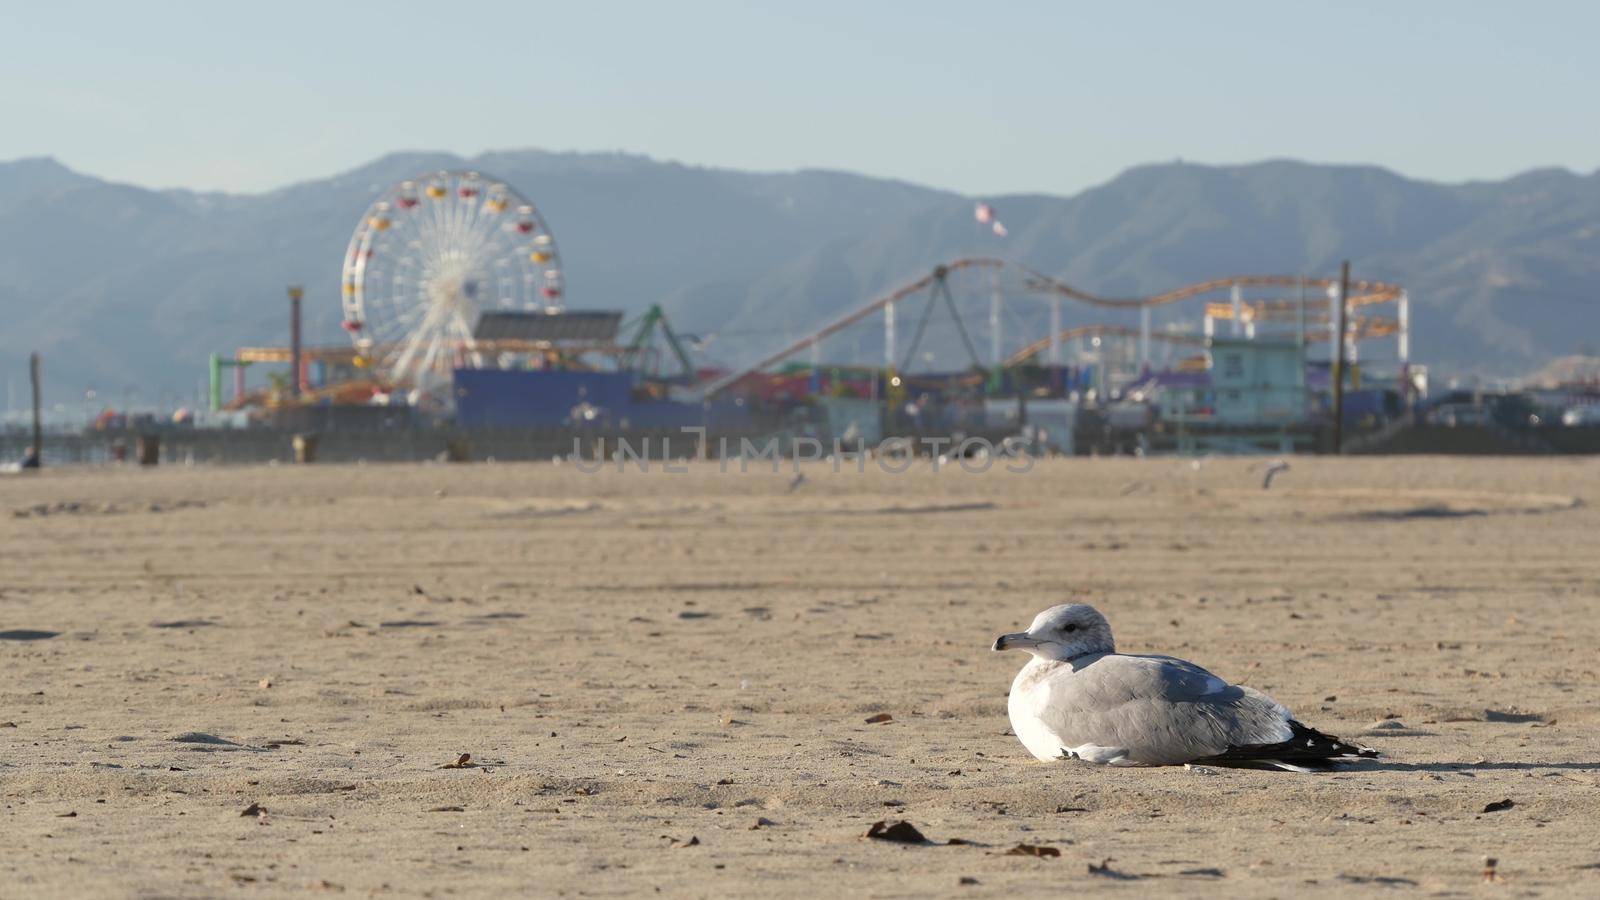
[{"xmin": 699, "ymin": 257, "xmax": 1409, "ymax": 397}]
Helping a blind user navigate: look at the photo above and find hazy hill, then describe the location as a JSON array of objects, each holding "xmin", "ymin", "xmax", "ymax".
[{"xmin": 1, "ymin": 151, "xmax": 1596, "ymax": 406}]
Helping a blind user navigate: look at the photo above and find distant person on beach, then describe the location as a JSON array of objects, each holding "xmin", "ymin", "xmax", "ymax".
[{"xmin": 20, "ymin": 445, "xmax": 40, "ymax": 469}]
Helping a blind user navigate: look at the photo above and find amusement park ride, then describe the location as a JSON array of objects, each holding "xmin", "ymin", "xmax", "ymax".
[
  {"xmin": 340, "ymin": 170, "xmax": 565, "ymax": 393},
  {"xmin": 207, "ymin": 169, "xmax": 1416, "ymax": 443},
  {"xmin": 211, "ymin": 170, "xmax": 680, "ymax": 414},
  {"xmin": 698, "ymin": 260, "xmax": 1411, "ymax": 398}
]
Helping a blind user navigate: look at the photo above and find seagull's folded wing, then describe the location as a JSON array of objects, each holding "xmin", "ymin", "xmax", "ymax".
[{"xmin": 1029, "ymin": 654, "xmax": 1294, "ymax": 766}]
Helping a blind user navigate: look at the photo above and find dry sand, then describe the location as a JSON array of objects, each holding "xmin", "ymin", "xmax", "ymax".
[{"xmin": 2, "ymin": 456, "xmax": 1599, "ymax": 897}]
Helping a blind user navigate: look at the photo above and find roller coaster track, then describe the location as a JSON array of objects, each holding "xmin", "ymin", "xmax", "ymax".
[
  {"xmin": 1004, "ymin": 317, "xmax": 1399, "ymax": 367},
  {"xmin": 1014, "ymin": 266, "xmax": 1403, "ymax": 309},
  {"xmin": 697, "ymin": 258, "xmax": 1005, "ymax": 396},
  {"xmin": 1003, "ymin": 326, "xmax": 1206, "ymax": 368},
  {"xmin": 698, "ymin": 258, "xmax": 1406, "ymax": 397}
]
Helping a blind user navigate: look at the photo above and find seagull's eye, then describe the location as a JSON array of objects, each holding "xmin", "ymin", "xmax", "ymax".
[{"xmin": 1061, "ymin": 624, "xmax": 1078, "ymax": 634}]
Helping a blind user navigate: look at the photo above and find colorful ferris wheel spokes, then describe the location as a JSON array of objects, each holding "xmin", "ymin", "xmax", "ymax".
[{"xmin": 339, "ymin": 170, "xmax": 565, "ymax": 396}]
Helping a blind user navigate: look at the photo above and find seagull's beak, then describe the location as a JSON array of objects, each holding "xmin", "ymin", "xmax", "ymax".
[{"xmin": 992, "ymin": 632, "xmax": 1041, "ymax": 652}]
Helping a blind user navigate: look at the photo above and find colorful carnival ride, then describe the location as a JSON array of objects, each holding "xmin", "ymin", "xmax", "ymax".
[
  {"xmin": 213, "ymin": 170, "xmax": 593, "ymax": 413},
  {"xmin": 208, "ymin": 172, "xmax": 1415, "ymax": 447},
  {"xmin": 207, "ymin": 169, "xmax": 703, "ymax": 422},
  {"xmin": 340, "ymin": 170, "xmax": 566, "ymax": 399},
  {"xmin": 700, "ymin": 259, "xmax": 1411, "ymax": 399},
  {"xmin": 689, "ymin": 259, "xmax": 1416, "ymax": 453}
]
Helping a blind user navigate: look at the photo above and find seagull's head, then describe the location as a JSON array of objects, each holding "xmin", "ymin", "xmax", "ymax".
[{"xmin": 992, "ymin": 604, "xmax": 1115, "ymax": 662}]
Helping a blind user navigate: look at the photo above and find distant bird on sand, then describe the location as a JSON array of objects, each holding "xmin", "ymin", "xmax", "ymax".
[
  {"xmin": 788, "ymin": 472, "xmax": 807, "ymax": 492},
  {"xmin": 994, "ymin": 604, "xmax": 1376, "ymax": 772},
  {"xmin": 1262, "ymin": 459, "xmax": 1290, "ymax": 490}
]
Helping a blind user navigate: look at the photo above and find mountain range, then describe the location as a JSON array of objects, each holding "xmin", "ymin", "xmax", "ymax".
[{"xmin": 2, "ymin": 150, "xmax": 1597, "ymax": 407}]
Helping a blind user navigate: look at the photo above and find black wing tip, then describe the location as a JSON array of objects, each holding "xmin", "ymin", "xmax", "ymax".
[
  {"xmin": 1190, "ymin": 720, "xmax": 1380, "ymax": 771},
  {"xmin": 1288, "ymin": 720, "xmax": 1380, "ymax": 758}
]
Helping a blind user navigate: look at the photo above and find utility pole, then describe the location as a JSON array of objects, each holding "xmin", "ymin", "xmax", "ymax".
[
  {"xmin": 1332, "ymin": 261, "xmax": 1351, "ymax": 454},
  {"xmin": 29, "ymin": 352, "xmax": 43, "ymax": 469},
  {"xmin": 288, "ymin": 286, "xmax": 305, "ymax": 397},
  {"xmin": 988, "ymin": 267, "xmax": 1002, "ymax": 390}
]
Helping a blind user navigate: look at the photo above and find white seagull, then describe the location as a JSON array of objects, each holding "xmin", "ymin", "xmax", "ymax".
[
  {"xmin": 1261, "ymin": 459, "xmax": 1290, "ymax": 490},
  {"xmin": 994, "ymin": 604, "xmax": 1376, "ymax": 772}
]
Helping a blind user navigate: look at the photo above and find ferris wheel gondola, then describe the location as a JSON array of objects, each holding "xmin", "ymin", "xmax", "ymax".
[{"xmin": 339, "ymin": 170, "xmax": 565, "ymax": 397}]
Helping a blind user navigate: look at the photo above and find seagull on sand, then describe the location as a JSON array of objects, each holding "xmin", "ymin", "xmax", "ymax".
[
  {"xmin": 994, "ymin": 604, "xmax": 1376, "ymax": 772},
  {"xmin": 1261, "ymin": 459, "xmax": 1290, "ymax": 490}
]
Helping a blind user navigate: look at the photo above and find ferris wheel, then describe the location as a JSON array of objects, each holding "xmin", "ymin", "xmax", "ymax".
[{"xmin": 340, "ymin": 170, "xmax": 564, "ymax": 392}]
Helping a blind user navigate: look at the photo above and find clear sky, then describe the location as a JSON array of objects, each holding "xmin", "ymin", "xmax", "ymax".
[{"xmin": 4, "ymin": 1, "xmax": 1597, "ymax": 196}]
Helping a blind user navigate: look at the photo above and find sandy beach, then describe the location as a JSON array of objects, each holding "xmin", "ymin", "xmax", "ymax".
[{"xmin": 3, "ymin": 456, "xmax": 1599, "ymax": 897}]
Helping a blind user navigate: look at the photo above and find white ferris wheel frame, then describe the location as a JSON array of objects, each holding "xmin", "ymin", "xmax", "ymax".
[{"xmin": 339, "ymin": 170, "xmax": 565, "ymax": 394}]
